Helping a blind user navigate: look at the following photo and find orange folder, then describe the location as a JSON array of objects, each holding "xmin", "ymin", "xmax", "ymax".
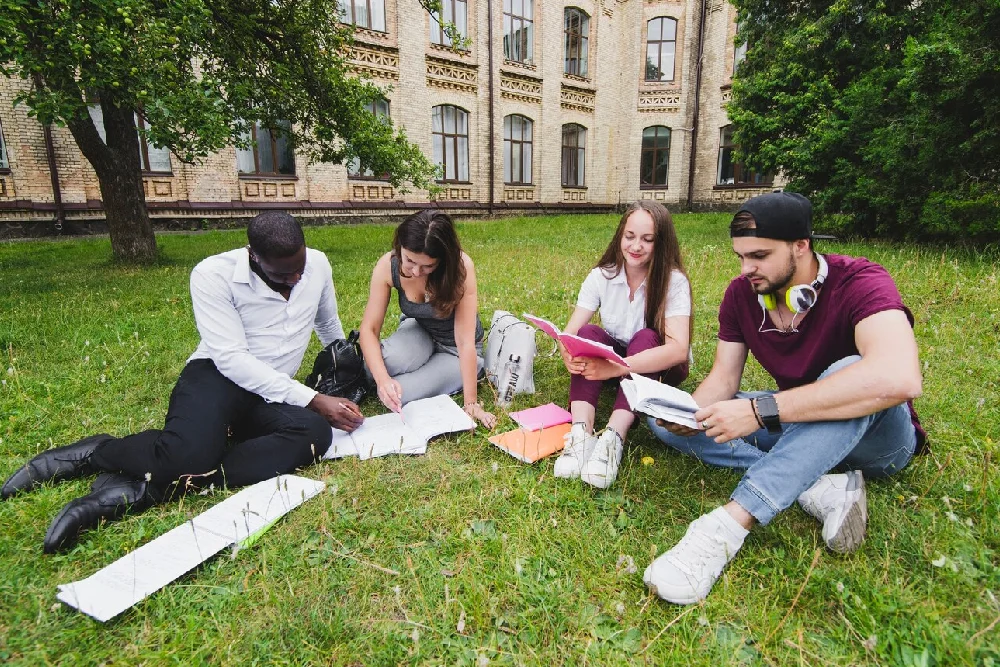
[{"xmin": 488, "ymin": 423, "xmax": 572, "ymax": 464}]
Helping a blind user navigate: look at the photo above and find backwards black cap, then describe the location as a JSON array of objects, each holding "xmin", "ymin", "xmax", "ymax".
[{"xmin": 731, "ymin": 192, "xmax": 813, "ymax": 240}]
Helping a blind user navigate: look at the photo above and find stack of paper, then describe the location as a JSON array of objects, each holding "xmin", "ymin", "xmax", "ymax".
[
  {"xmin": 323, "ymin": 394, "xmax": 475, "ymax": 460},
  {"xmin": 56, "ymin": 474, "xmax": 325, "ymax": 622},
  {"xmin": 621, "ymin": 373, "xmax": 700, "ymax": 429}
]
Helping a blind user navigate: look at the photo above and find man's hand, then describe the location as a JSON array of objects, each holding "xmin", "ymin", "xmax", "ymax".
[
  {"xmin": 694, "ymin": 398, "xmax": 760, "ymax": 444},
  {"xmin": 308, "ymin": 394, "xmax": 364, "ymax": 432}
]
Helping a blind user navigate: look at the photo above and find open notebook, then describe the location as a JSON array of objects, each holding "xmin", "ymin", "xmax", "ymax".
[
  {"xmin": 523, "ymin": 313, "xmax": 630, "ymax": 367},
  {"xmin": 323, "ymin": 394, "xmax": 476, "ymax": 460}
]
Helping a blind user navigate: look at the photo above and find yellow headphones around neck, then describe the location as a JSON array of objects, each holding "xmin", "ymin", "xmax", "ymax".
[{"xmin": 758, "ymin": 253, "xmax": 829, "ymax": 313}]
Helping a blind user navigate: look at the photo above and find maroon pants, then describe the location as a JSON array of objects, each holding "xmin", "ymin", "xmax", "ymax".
[{"xmin": 568, "ymin": 324, "xmax": 688, "ymax": 412}]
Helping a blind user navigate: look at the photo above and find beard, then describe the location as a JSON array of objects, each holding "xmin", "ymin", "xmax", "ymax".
[{"xmin": 751, "ymin": 248, "xmax": 797, "ymax": 296}]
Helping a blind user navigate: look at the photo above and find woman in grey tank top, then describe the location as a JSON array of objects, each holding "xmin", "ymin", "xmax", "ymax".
[{"xmin": 358, "ymin": 210, "xmax": 496, "ymax": 428}]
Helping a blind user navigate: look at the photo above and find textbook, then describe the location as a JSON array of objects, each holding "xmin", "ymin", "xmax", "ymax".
[
  {"xmin": 621, "ymin": 372, "xmax": 700, "ymax": 430},
  {"xmin": 489, "ymin": 423, "xmax": 572, "ymax": 463},
  {"xmin": 323, "ymin": 394, "xmax": 476, "ymax": 460},
  {"xmin": 523, "ymin": 313, "xmax": 630, "ymax": 367},
  {"xmin": 508, "ymin": 403, "xmax": 573, "ymax": 431}
]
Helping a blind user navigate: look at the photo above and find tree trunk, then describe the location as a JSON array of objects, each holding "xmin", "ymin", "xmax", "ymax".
[{"xmin": 66, "ymin": 94, "xmax": 158, "ymax": 264}]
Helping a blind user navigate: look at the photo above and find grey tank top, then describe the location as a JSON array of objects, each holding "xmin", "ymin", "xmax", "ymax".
[{"xmin": 390, "ymin": 254, "xmax": 484, "ymax": 347}]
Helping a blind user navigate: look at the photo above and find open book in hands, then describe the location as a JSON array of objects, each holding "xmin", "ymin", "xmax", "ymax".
[
  {"xmin": 323, "ymin": 395, "xmax": 475, "ymax": 460},
  {"xmin": 523, "ymin": 313, "xmax": 630, "ymax": 367},
  {"xmin": 621, "ymin": 373, "xmax": 701, "ymax": 430}
]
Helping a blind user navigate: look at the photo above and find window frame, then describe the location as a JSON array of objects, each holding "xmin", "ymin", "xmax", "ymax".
[
  {"xmin": 0, "ymin": 119, "xmax": 9, "ymax": 172},
  {"xmin": 503, "ymin": 114, "xmax": 533, "ymax": 185},
  {"xmin": 561, "ymin": 123, "xmax": 587, "ymax": 188},
  {"xmin": 716, "ymin": 125, "xmax": 773, "ymax": 187},
  {"xmin": 348, "ymin": 99, "xmax": 391, "ymax": 180},
  {"xmin": 430, "ymin": 0, "xmax": 469, "ymax": 48},
  {"xmin": 135, "ymin": 115, "xmax": 173, "ymax": 174},
  {"xmin": 340, "ymin": 0, "xmax": 387, "ymax": 32},
  {"xmin": 237, "ymin": 121, "xmax": 297, "ymax": 178},
  {"xmin": 645, "ymin": 17, "xmax": 678, "ymax": 83},
  {"xmin": 432, "ymin": 105, "xmax": 470, "ymax": 183},
  {"xmin": 563, "ymin": 8, "xmax": 590, "ymax": 77},
  {"xmin": 503, "ymin": 0, "xmax": 534, "ymax": 64},
  {"xmin": 640, "ymin": 125, "xmax": 671, "ymax": 188}
]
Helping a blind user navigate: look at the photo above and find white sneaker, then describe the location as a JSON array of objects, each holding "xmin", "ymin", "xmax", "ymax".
[
  {"xmin": 643, "ymin": 507, "xmax": 749, "ymax": 605},
  {"xmin": 553, "ymin": 423, "xmax": 596, "ymax": 479},
  {"xmin": 580, "ymin": 429, "xmax": 624, "ymax": 489},
  {"xmin": 797, "ymin": 470, "xmax": 867, "ymax": 553}
]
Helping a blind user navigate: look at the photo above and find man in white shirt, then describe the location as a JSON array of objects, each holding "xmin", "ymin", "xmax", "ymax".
[{"xmin": 1, "ymin": 211, "xmax": 364, "ymax": 553}]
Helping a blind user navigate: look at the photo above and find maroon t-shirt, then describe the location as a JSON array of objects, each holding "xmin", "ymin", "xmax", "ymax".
[{"xmin": 718, "ymin": 253, "xmax": 927, "ymax": 450}]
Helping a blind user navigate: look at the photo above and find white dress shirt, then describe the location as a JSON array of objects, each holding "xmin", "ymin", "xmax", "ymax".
[
  {"xmin": 188, "ymin": 247, "xmax": 344, "ymax": 407},
  {"xmin": 576, "ymin": 267, "xmax": 691, "ymax": 346}
]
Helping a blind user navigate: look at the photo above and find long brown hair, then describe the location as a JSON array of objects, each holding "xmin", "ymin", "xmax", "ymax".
[
  {"xmin": 595, "ymin": 200, "xmax": 691, "ymax": 343},
  {"xmin": 392, "ymin": 209, "xmax": 466, "ymax": 317}
]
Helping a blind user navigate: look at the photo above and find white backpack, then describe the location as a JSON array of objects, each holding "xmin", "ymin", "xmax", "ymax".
[{"xmin": 484, "ymin": 310, "xmax": 536, "ymax": 405}]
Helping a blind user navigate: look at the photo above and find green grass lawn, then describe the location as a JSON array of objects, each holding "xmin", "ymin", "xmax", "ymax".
[{"xmin": 0, "ymin": 214, "xmax": 997, "ymax": 666}]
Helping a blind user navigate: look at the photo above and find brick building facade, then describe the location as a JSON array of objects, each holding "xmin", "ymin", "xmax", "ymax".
[{"xmin": 0, "ymin": 0, "xmax": 779, "ymax": 229}]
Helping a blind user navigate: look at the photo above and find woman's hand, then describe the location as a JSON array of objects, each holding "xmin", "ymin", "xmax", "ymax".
[
  {"xmin": 560, "ymin": 342, "xmax": 586, "ymax": 374},
  {"xmin": 464, "ymin": 402, "xmax": 497, "ymax": 429},
  {"xmin": 376, "ymin": 378, "xmax": 404, "ymax": 413},
  {"xmin": 580, "ymin": 357, "xmax": 627, "ymax": 381}
]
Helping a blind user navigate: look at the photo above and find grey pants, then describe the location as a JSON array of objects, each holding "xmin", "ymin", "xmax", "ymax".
[{"xmin": 381, "ymin": 318, "xmax": 484, "ymax": 404}]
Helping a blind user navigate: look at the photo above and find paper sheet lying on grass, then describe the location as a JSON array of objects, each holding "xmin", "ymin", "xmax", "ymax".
[
  {"xmin": 323, "ymin": 394, "xmax": 475, "ymax": 460},
  {"xmin": 56, "ymin": 474, "xmax": 325, "ymax": 622}
]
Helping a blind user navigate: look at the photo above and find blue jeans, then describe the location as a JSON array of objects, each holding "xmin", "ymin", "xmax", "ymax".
[{"xmin": 647, "ymin": 356, "xmax": 917, "ymax": 525}]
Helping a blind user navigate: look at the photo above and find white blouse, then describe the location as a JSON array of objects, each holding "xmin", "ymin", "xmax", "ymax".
[{"xmin": 576, "ymin": 267, "xmax": 691, "ymax": 346}]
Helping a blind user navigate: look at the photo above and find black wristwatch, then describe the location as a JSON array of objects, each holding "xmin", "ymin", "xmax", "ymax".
[{"xmin": 754, "ymin": 395, "xmax": 782, "ymax": 433}]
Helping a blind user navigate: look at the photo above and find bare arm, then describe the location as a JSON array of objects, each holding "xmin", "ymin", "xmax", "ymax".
[
  {"xmin": 774, "ymin": 309, "xmax": 922, "ymax": 421},
  {"xmin": 453, "ymin": 255, "xmax": 496, "ymax": 428},
  {"xmin": 357, "ymin": 253, "xmax": 401, "ymax": 411}
]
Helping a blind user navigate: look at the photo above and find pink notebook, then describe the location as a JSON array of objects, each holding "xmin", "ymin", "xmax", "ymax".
[
  {"xmin": 508, "ymin": 403, "xmax": 573, "ymax": 431},
  {"xmin": 523, "ymin": 313, "xmax": 630, "ymax": 367}
]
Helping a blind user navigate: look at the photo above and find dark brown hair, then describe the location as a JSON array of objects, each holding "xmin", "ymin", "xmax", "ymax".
[
  {"xmin": 392, "ymin": 210, "xmax": 466, "ymax": 317},
  {"xmin": 596, "ymin": 200, "xmax": 690, "ymax": 343}
]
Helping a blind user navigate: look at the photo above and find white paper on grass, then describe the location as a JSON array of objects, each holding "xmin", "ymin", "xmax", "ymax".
[
  {"xmin": 56, "ymin": 474, "xmax": 325, "ymax": 622},
  {"xmin": 621, "ymin": 373, "xmax": 701, "ymax": 429},
  {"xmin": 323, "ymin": 394, "xmax": 475, "ymax": 461}
]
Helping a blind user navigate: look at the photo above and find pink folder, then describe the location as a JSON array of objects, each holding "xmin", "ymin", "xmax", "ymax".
[{"xmin": 508, "ymin": 403, "xmax": 573, "ymax": 431}]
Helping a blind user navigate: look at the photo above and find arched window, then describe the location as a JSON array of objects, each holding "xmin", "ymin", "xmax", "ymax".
[
  {"xmin": 640, "ymin": 126, "xmax": 671, "ymax": 187},
  {"xmin": 503, "ymin": 0, "xmax": 534, "ymax": 63},
  {"xmin": 561, "ymin": 123, "xmax": 587, "ymax": 187},
  {"xmin": 503, "ymin": 115, "xmax": 533, "ymax": 185},
  {"xmin": 339, "ymin": 0, "xmax": 386, "ymax": 31},
  {"xmin": 645, "ymin": 17, "xmax": 677, "ymax": 82},
  {"xmin": 431, "ymin": 0, "xmax": 469, "ymax": 48},
  {"xmin": 348, "ymin": 98, "xmax": 391, "ymax": 179},
  {"xmin": 564, "ymin": 8, "xmax": 590, "ymax": 77},
  {"xmin": 432, "ymin": 105, "xmax": 470, "ymax": 182}
]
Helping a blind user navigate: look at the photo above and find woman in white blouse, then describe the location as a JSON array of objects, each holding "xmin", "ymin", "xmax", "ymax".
[{"xmin": 554, "ymin": 200, "xmax": 692, "ymax": 489}]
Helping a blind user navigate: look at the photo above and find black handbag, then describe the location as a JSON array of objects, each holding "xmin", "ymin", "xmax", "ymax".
[{"xmin": 305, "ymin": 330, "xmax": 371, "ymax": 405}]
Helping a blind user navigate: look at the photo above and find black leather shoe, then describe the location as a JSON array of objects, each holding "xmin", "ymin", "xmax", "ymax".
[
  {"xmin": 43, "ymin": 475, "xmax": 155, "ymax": 553},
  {"xmin": 1, "ymin": 434, "xmax": 112, "ymax": 500}
]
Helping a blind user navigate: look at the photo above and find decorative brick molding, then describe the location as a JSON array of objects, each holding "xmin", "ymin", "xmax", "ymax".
[
  {"xmin": 502, "ymin": 186, "xmax": 536, "ymax": 201},
  {"xmin": 241, "ymin": 180, "xmax": 297, "ymax": 199},
  {"xmin": 500, "ymin": 72, "xmax": 543, "ymax": 104},
  {"xmin": 560, "ymin": 83, "xmax": 596, "ymax": 113},
  {"xmin": 640, "ymin": 190, "xmax": 669, "ymax": 201},
  {"xmin": 142, "ymin": 178, "xmax": 174, "ymax": 198},
  {"xmin": 348, "ymin": 43, "xmax": 400, "ymax": 81},
  {"xmin": 710, "ymin": 186, "xmax": 772, "ymax": 203},
  {"xmin": 501, "ymin": 59, "xmax": 538, "ymax": 74},
  {"xmin": 638, "ymin": 90, "xmax": 682, "ymax": 112},
  {"xmin": 351, "ymin": 184, "xmax": 396, "ymax": 200},
  {"xmin": 563, "ymin": 189, "xmax": 588, "ymax": 202},
  {"xmin": 426, "ymin": 55, "xmax": 478, "ymax": 94},
  {"xmin": 432, "ymin": 186, "xmax": 473, "ymax": 200}
]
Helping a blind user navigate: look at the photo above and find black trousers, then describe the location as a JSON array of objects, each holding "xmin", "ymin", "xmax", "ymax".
[{"xmin": 90, "ymin": 359, "xmax": 332, "ymax": 495}]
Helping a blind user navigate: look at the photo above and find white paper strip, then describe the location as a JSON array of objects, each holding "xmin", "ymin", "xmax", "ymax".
[{"xmin": 56, "ymin": 474, "xmax": 325, "ymax": 622}]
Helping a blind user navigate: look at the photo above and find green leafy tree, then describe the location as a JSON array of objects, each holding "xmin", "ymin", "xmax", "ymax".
[
  {"xmin": 0, "ymin": 0, "xmax": 445, "ymax": 262},
  {"xmin": 728, "ymin": 0, "xmax": 1000, "ymax": 240}
]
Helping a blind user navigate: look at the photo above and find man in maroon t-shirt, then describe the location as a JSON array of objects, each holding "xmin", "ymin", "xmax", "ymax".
[{"xmin": 643, "ymin": 192, "xmax": 925, "ymax": 605}]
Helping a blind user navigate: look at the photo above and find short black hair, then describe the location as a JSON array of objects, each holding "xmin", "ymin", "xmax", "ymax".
[{"xmin": 247, "ymin": 211, "xmax": 305, "ymax": 258}]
